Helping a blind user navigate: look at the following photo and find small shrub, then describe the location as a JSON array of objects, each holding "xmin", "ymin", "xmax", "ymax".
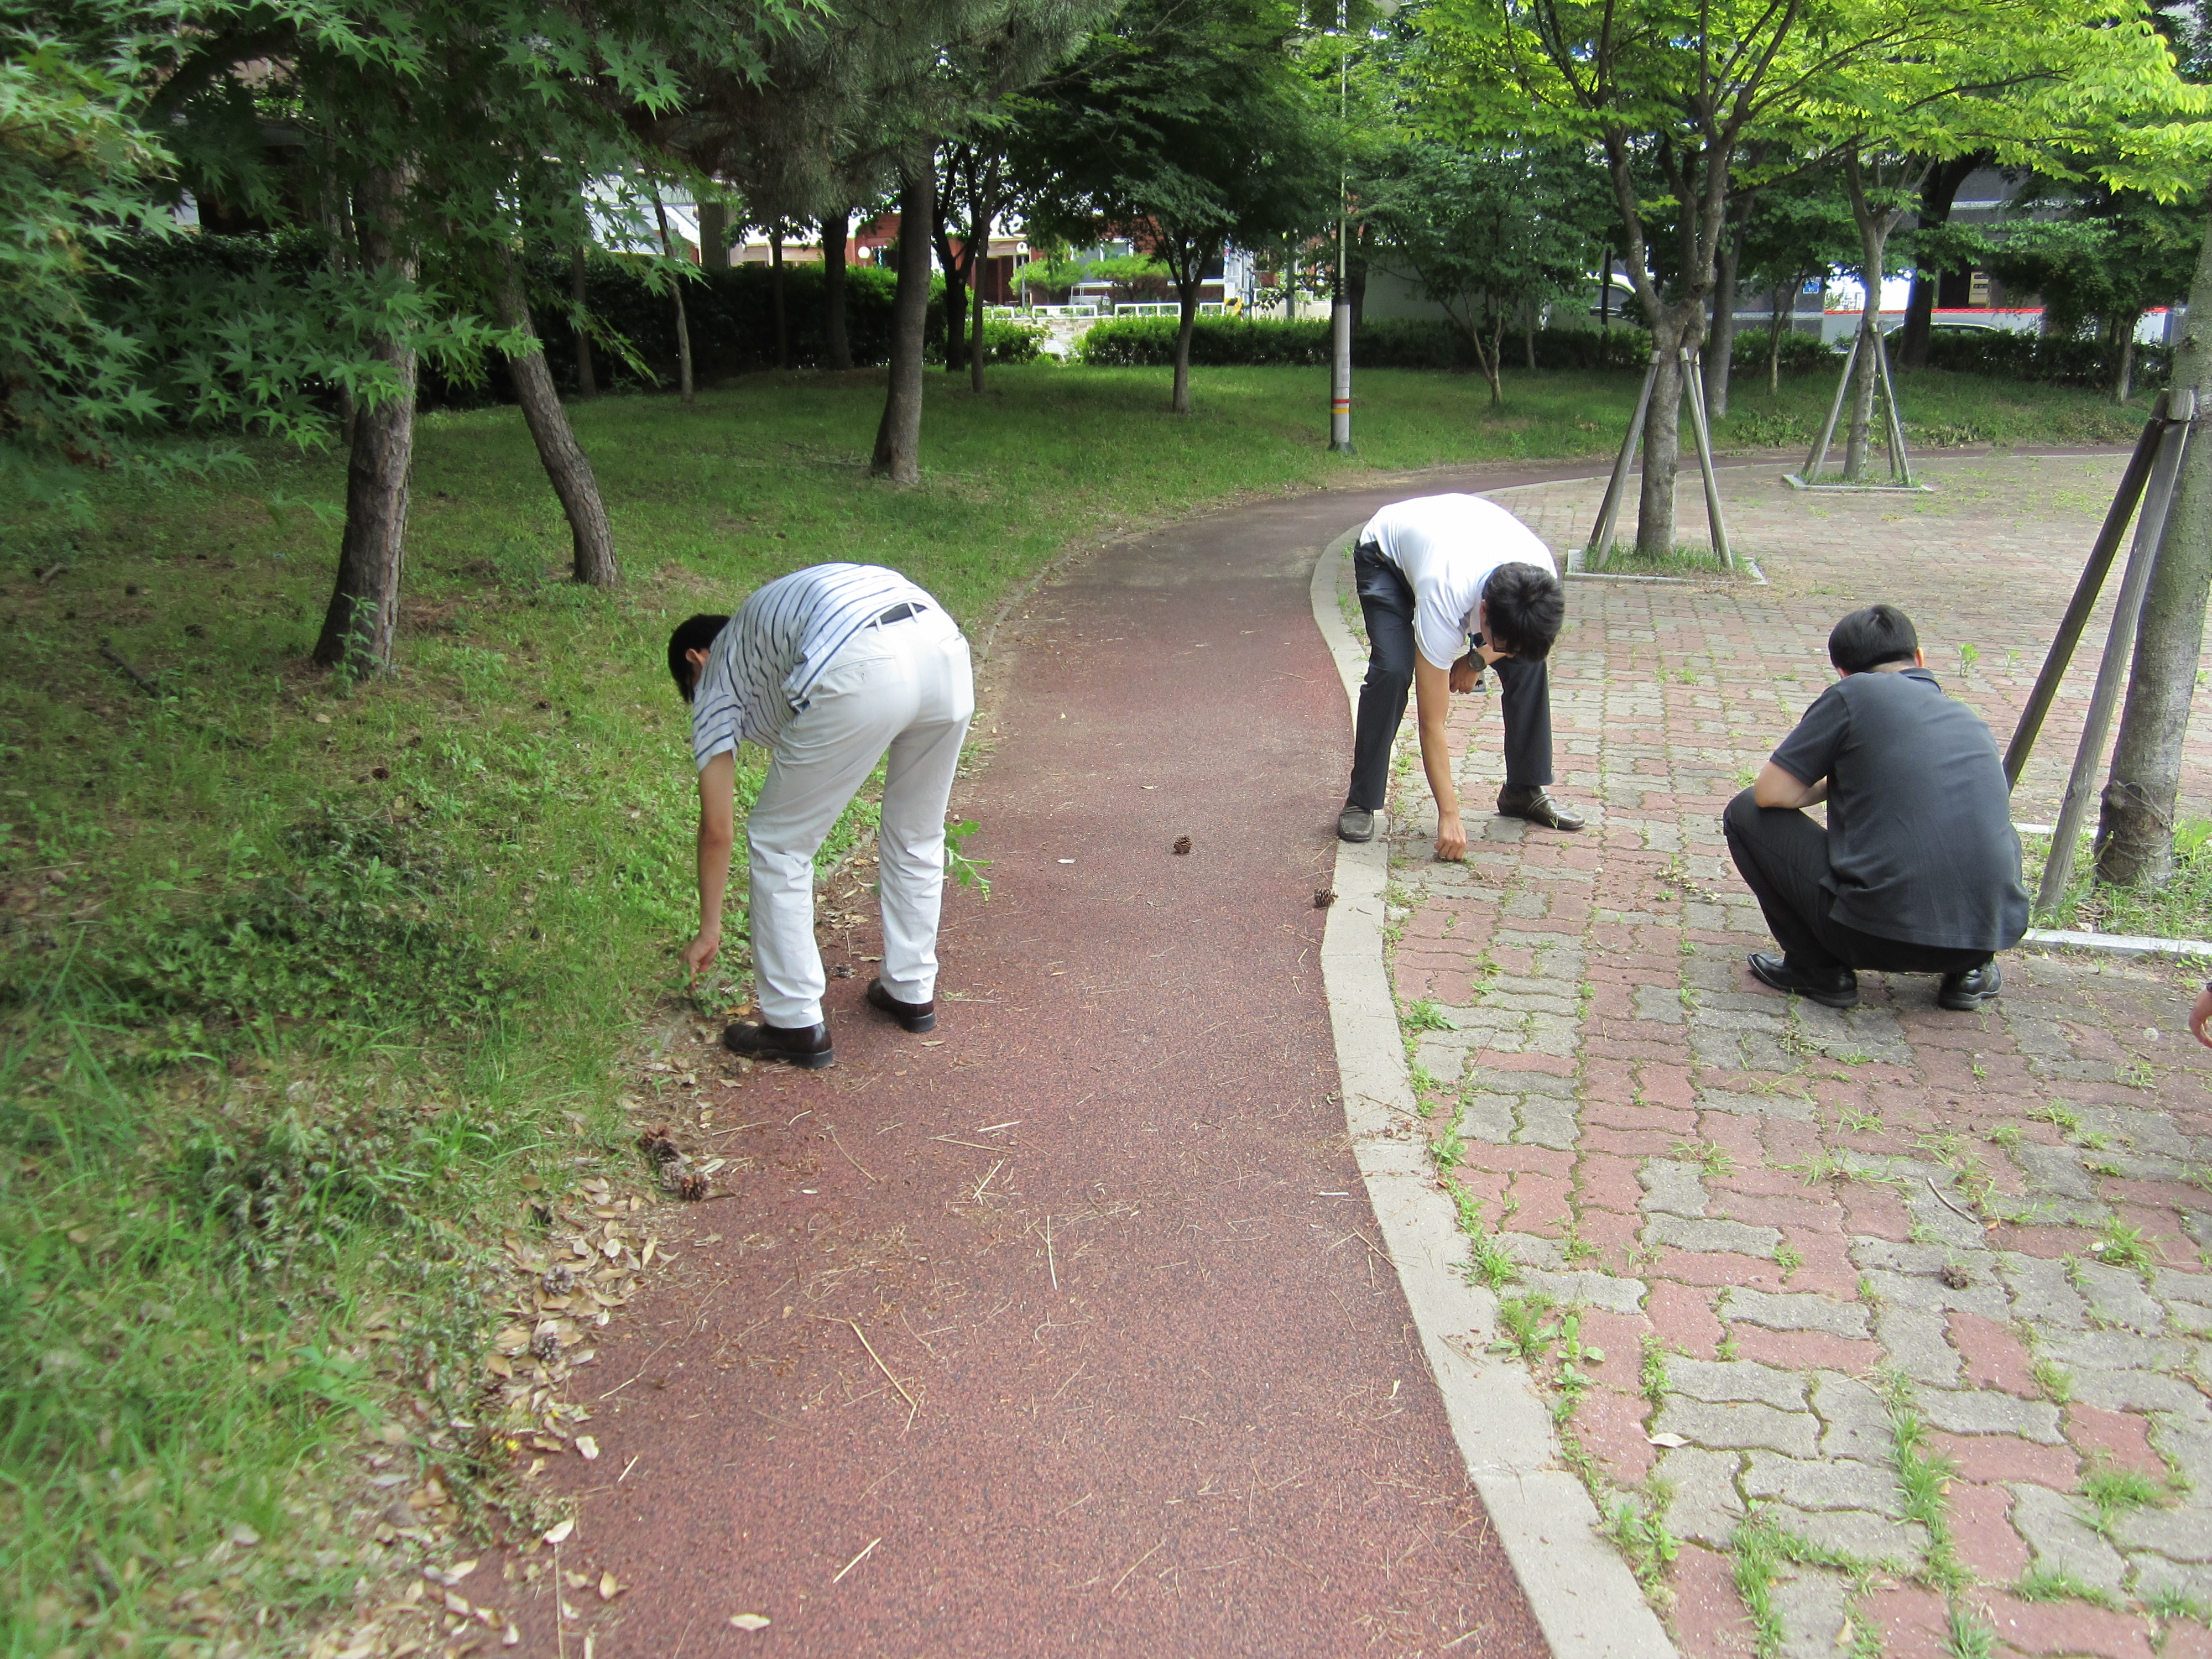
[
  {"xmin": 88, "ymin": 812, "xmax": 518, "ymax": 1058},
  {"xmin": 1920, "ymin": 327, "xmax": 2168, "ymax": 389}
]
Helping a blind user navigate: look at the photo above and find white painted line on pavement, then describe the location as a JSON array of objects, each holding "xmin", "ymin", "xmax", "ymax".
[{"xmin": 1308, "ymin": 530, "xmax": 1677, "ymax": 1659}]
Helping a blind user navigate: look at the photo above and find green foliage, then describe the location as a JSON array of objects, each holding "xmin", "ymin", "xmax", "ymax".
[
  {"xmin": 1921, "ymin": 326, "xmax": 2172, "ymax": 389},
  {"xmin": 2023, "ymin": 817, "xmax": 2212, "ymax": 942},
  {"xmin": 1015, "ymin": 0, "xmax": 1333, "ymax": 335},
  {"xmin": 945, "ymin": 818, "xmax": 993, "ymax": 895},
  {"xmin": 89, "ymin": 812, "xmax": 518, "ymax": 1058},
  {"xmin": 1077, "ymin": 314, "xmax": 1652, "ymax": 370},
  {"xmin": 1358, "ymin": 135, "xmax": 1606, "ymax": 399},
  {"xmin": 0, "ymin": 35, "xmax": 182, "ymax": 506},
  {"xmin": 1603, "ymin": 1496, "xmax": 1681, "ymax": 1585}
]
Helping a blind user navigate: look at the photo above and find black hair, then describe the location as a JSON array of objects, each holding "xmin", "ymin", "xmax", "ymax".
[
  {"xmin": 667, "ymin": 614, "xmax": 729, "ymax": 702},
  {"xmin": 1828, "ymin": 604, "xmax": 1919, "ymax": 675},
  {"xmin": 1482, "ymin": 564, "xmax": 1565, "ymax": 662}
]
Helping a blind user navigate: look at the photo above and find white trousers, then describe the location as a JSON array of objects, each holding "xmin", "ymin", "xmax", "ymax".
[{"xmin": 748, "ymin": 606, "xmax": 974, "ymax": 1028}]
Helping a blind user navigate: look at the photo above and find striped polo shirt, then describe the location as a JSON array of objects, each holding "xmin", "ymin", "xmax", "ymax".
[{"xmin": 690, "ymin": 563, "xmax": 937, "ymax": 769}]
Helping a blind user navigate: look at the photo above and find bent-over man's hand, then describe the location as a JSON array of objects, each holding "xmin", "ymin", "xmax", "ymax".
[
  {"xmin": 682, "ymin": 927, "xmax": 721, "ymax": 981},
  {"xmin": 2191, "ymin": 984, "xmax": 2212, "ymax": 1049},
  {"xmin": 1449, "ymin": 654, "xmax": 1482, "ymax": 694},
  {"xmin": 1435, "ymin": 810, "xmax": 1467, "ymax": 863}
]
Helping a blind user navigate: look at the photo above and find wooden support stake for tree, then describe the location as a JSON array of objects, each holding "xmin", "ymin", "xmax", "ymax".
[
  {"xmin": 1679, "ymin": 346, "xmax": 1736, "ymax": 570},
  {"xmin": 2034, "ymin": 388, "xmax": 2195, "ymax": 916},
  {"xmin": 1586, "ymin": 351, "xmax": 1660, "ymax": 571},
  {"xmin": 1872, "ymin": 328, "xmax": 1917, "ymax": 487},
  {"xmin": 2002, "ymin": 395, "xmax": 2168, "ymax": 787},
  {"xmin": 1797, "ymin": 332, "xmax": 1860, "ymax": 486}
]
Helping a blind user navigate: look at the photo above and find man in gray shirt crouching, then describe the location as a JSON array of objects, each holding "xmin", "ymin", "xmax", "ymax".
[{"xmin": 1725, "ymin": 604, "xmax": 2028, "ymax": 1012}]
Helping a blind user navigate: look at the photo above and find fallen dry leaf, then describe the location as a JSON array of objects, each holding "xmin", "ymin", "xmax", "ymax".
[
  {"xmin": 1645, "ymin": 1431, "xmax": 1688, "ymax": 1448},
  {"xmin": 576, "ymin": 1436, "xmax": 600, "ymax": 1460},
  {"xmin": 729, "ymin": 1614, "xmax": 771, "ymax": 1631},
  {"xmin": 599, "ymin": 1569, "xmax": 623, "ymax": 1601},
  {"xmin": 542, "ymin": 1519, "xmax": 575, "ymax": 1546}
]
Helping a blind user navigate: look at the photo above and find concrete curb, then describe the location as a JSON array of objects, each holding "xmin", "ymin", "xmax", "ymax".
[{"xmin": 1307, "ymin": 530, "xmax": 1677, "ymax": 1659}]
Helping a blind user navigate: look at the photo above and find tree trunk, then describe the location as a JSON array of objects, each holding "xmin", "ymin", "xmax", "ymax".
[
  {"xmin": 1635, "ymin": 333, "xmax": 1684, "ymax": 557},
  {"xmin": 770, "ymin": 226, "xmax": 788, "ymax": 371},
  {"xmin": 871, "ymin": 158, "xmax": 933, "ymax": 485},
  {"xmin": 1599, "ymin": 245, "xmax": 1612, "ymax": 329},
  {"xmin": 1523, "ymin": 301, "xmax": 1537, "ymax": 370},
  {"xmin": 932, "ymin": 191, "xmax": 967, "ymax": 375},
  {"xmin": 651, "ymin": 191, "xmax": 693, "ymax": 405},
  {"xmin": 2096, "ymin": 212, "xmax": 2212, "ymax": 885},
  {"xmin": 1898, "ymin": 154, "xmax": 1983, "ymax": 371},
  {"xmin": 2115, "ymin": 325, "xmax": 2136, "ymax": 404},
  {"xmin": 1707, "ymin": 204, "xmax": 1749, "ymax": 419},
  {"xmin": 1841, "ymin": 149, "xmax": 1905, "ymax": 481},
  {"xmin": 969, "ymin": 159, "xmax": 1001, "ymax": 394},
  {"xmin": 316, "ymin": 168, "xmax": 415, "ymax": 675},
  {"xmin": 1844, "ymin": 307, "xmax": 1881, "ymax": 482},
  {"xmin": 969, "ymin": 267, "xmax": 989, "ymax": 393},
  {"xmin": 571, "ymin": 246, "xmax": 597, "ymax": 398},
  {"xmin": 699, "ymin": 202, "xmax": 730, "ymax": 272},
  {"xmin": 1458, "ymin": 317, "xmax": 1504, "ymax": 407},
  {"xmin": 1171, "ymin": 274, "xmax": 1200, "ymax": 414},
  {"xmin": 822, "ymin": 213, "xmax": 852, "ymax": 372},
  {"xmin": 1767, "ymin": 280, "xmax": 1790, "ymax": 396},
  {"xmin": 492, "ymin": 248, "xmax": 618, "ymax": 588},
  {"xmin": 1348, "ymin": 238, "xmax": 1368, "ymax": 328}
]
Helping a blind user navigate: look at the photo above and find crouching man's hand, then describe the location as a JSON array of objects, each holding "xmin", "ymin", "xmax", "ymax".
[
  {"xmin": 1435, "ymin": 809, "xmax": 1468, "ymax": 863},
  {"xmin": 2191, "ymin": 984, "xmax": 2212, "ymax": 1050},
  {"xmin": 1448, "ymin": 653, "xmax": 1483, "ymax": 694}
]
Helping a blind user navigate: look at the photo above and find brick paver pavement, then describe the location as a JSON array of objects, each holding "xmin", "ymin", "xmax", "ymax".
[{"xmin": 1373, "ymin": 453, "xmax": 2212, "ymax": 1659}]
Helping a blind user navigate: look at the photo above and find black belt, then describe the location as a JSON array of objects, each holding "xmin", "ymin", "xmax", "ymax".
[{"xmin": 872, "ymin": 601, "xmax": 924, "ymax": 625}]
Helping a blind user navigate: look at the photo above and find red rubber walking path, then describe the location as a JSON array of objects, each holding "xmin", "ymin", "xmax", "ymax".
[{"xmin": 521, "ymin": 469, "xmax": 1611, "ymax": 1657}]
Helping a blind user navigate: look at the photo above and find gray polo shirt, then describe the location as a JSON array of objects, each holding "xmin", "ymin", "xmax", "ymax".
[{"xmin": 1770, "ymin": 667, "xmax": 2029, "ymax": 952}]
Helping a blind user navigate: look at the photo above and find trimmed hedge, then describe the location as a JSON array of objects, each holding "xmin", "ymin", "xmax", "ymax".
[
  {"xmin": 1919, "ymin": 327, "xmax": 2167, "ymax": 389},
  {"xmin": 1073, "ymin": 313, "xmax": 1657, "ymax": 372}
]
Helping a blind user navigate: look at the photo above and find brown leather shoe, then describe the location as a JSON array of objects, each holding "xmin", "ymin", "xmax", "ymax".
[
  {"xmin": 865, "ymin": 978, "xmax": 936, "ymax": 1034},
  {"xmin": 1496, "ymin": 785, "xmax": 1584, "ymax": 832},
  {"xmin": 721, "ymin": 1018, "xmax": 834, "ymax": 1068}
]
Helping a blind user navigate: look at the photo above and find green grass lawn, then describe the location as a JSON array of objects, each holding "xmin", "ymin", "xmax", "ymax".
[
  {"xmin": 0, "ymin": 358, "xmax": 2159, "ymax": 1656},
  {"xmin": 2023, "ymin": 822, "xmax": 2212, "ymax": 948}
]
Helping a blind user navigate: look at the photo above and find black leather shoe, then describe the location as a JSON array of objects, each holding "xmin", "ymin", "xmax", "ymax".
[
  {"xmin": 1747, "ymin": 951, "xmax": 1859, "ymax": 1009},
  {"xmin": 866, "ymin": 978, "xmax": 936, "ymax": 1034},
  {"xmin": 1338, "ymin": 802, "xmax": 1376, "ymax": 843},
  {"xmin": 1938, "ymin": 960, "xmax": 2002, "ymax": 1011},
  {"xmin": 1496, "ymin": 785, "xmax": 1584, "ymax": 832},
  {"xmin": 722, "ymin": 1018, "xmax": 834, "ymax": 1068}
]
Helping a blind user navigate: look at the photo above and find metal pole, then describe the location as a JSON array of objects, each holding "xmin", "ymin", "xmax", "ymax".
[
  {"xmin": 1800, "ymin": 332, "xmax": 1861, "ymax": 484},
  {"xmin": 1586, "ymin": 352, "xmax": 1659, "ymax": 570},
  {"xmin": 1328, "ymin": 0, "xmax": 1353, "ymax": 454},
  {"xmin": 1873, "ymin": 329, "xmax": 1915, "ymax": 487},
  {"xmin": 2002, "ymin": 397, "xmax": 2168, "ymax": 786},
  {"xmin": 2034, "ymin": 388, "xmax": 2195, "ymax": 916},
  {"xmin": 1680, "ymin": 346, "xmax": 1735, "ymax": 570}
]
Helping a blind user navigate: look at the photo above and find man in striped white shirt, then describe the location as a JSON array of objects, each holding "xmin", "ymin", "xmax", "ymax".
[{"xmin": 669, "ymin": 564, "xmax": 974, "ymax": 1068}]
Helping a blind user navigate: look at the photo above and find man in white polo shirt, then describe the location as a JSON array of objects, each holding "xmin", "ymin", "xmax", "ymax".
[
  {"xmin": 669, "ymin": 564, "xmax": 974, "ymax": 1068},
  {"xmin": 1340, "ymin": 493, "xmax": 1580, "ymax": 856}
]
